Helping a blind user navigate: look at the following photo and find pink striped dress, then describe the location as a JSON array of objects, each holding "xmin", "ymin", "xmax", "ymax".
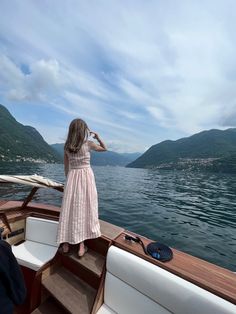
[{"xmin": 57, "ymin": 141, "xmax": 101, "ymax": 244}]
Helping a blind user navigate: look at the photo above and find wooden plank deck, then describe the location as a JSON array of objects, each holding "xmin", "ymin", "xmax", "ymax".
[{"xmin": 100, "ymin": 219, "xmax": 124, "ymax": 240}]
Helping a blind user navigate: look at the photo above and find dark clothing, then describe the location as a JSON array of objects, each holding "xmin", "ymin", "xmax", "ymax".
[{"xmin": 0, "ymin": 240, "xmax": 26, "ymax": 314}]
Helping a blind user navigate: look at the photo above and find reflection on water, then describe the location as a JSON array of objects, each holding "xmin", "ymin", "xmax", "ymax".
[{"xmin": 0, "ymin": 162, "xmax": 235, "ymax": 271}]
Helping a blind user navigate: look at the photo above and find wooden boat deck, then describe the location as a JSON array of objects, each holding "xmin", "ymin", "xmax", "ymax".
[
  {"xmin": 0, "ymin": 200, "xmax": 124, "ymax": 240},
  {"xmin": 1, "ymin": 200, "xmax": 236, "ymax": 305}
]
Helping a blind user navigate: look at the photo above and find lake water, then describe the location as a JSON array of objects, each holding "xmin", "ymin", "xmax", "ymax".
[{"xmin": 0, "ymin": 162, "xmax": 235, "ymax": 271}]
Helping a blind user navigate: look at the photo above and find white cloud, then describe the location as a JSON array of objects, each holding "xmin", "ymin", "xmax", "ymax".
[
  {"xmin": 0, "ymin": 56, "xmax": 63, "ymax": 101},
  {"xmin": 1, "ymin": 0, "xmax": 236, "ymax": 152}
]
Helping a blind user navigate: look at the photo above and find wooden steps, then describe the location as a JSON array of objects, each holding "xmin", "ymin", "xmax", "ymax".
[
  {"xmin": 33, "ymin": 239, "xmax": 109, "ymax": 314},
  {"xmin": 34, "ymin": 248, "xmax": 107, "ymax": 314},
  {"xmin": 31, "ymin": 297, "xmax": 68, "ymax": 314},
  {"xmin": 68, "ymin": 249, "xmax": 105, "ymax": 277},
  {"xmin": 60, "ymin": 246, "xmax": 106, "ymax": 290},
  {"xmin": 42, "ymin": 267, "xmax": 96, "ymax": 314}
]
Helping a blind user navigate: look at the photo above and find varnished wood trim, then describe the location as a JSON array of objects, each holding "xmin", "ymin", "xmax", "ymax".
[
  {"xmin": 16, "ymin": 266, "xmax": 41, "ymax": 314},
  {"xmin": 91, "ymin": 271, "xmax": 105, "ymax": 314},
  {"xmin": 0, "ymin": 212, "xmax": 11, "ymax": 232},
  {"xmin": 91, "ymin": 239, "xmax": 113, "ymax": 314},
  {"xmin": 30, "ymin": 212, "xmax": 59, "ymax": 221},
  {"xmin": 21, "ymin": 187, "xmax": 39, "ymax": 209}
]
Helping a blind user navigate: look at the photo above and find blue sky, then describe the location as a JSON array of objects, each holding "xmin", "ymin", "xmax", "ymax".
[{"xmin": 1, "ymin": 1, "xmax": 236, "ymax": 153}]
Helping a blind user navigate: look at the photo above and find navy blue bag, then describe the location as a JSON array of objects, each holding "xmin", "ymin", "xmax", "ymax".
[{"xmin": 124, "ymin": 234, "xmax": 173, "ymax": 262}]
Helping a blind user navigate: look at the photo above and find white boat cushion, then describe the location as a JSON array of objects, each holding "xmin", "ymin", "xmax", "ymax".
[
  {"xmin": 105, "ymin": 246, "xmax": 236, "ymax": 314},
  {"xmin": 12, "ymin": 217, "xmax": 59, "ymax": 271},
  {"xmin": 105, "ymin": 272, "xmax": 170, "ymax": 314},
  {"xmin": 25, "ymin": 216, "xmax": 59, "ymax": 247},
  {"xmin": 96, "ymin": 304, "xmax": 117, "ymax": 314},
  {"xmin": 12, "ymin": 240, "xmax": 58, "ymax": 271}
]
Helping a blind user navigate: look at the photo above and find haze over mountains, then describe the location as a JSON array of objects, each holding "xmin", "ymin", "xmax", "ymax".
[{"xmin": 51, "ymin": 143, "xmax": 141, "ymax": 166}]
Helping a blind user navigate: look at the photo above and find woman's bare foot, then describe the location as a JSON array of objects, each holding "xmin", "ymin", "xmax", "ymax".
[
  {"xmin": 78, "ymin": 242, "xmax": 87, "ymax": 257},
  {"xmin": 62, "ymin": 242, "xmax": 69, "ymax": 254}
]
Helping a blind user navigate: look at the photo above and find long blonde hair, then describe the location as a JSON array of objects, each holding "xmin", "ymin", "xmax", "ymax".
[{"xmin": 64, "ymin": 118, "xmax": 89, "ymax": 153}]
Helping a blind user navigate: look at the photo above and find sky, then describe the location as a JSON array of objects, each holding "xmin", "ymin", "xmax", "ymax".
[{"xmin": 1, "ymin": 0, "xmax": 236, "ymax": 153}]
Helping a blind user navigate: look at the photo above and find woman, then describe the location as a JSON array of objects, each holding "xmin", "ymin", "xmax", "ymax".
[{"xmin": 57, "ymin": 118, "xmax": 107, "ymax": 257}]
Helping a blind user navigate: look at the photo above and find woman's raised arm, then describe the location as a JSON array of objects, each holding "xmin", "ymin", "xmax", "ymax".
[{"xmin": 89, "ymin": 132, "xmax": 107, "ymax": 152}]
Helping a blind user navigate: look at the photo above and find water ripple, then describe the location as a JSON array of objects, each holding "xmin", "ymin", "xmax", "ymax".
[{"xmin": 0, "ymin": 163, "xmax": 235, "ymax": 271}]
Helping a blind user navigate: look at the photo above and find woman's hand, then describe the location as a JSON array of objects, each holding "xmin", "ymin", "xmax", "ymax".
[
  {"xmin": 89, "ymin": 131, "xmax": 107, "ymax": 151},
  {"xmin": 90, "ymin": 131, "xmax": 99, "ymax": 140}
]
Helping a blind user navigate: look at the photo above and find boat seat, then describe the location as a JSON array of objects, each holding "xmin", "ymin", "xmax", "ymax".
[
  {"xmin": 99, "ymin": 246, "xmax": 236, "ymax": 314},
  {"xmin": 12, "ymin": 217, "xmax": 59, "ymax": 271},
  {"xmin": 96, "ymin": 304, "xmax": 116, "ymax": 314}
]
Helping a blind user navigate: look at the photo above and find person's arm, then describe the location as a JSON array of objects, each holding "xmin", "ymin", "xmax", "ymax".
[
  {"xmin": 89, "ymin": 132, "xmax": 107, "ymax": 152},
  {"xmin": 64, "ymin": 151, "xmax": 69, "ymax": 176}
]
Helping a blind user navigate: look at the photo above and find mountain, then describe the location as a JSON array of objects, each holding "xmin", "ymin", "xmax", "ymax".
[
  {"xmin": 91, "ymin": 151, "xmax": 141, "ymax": 166},
  {"xmin": 51, "ymin": 143, "xmax": 141, "ymax": 166},
  {"xmin": 210, "ymin": 153, "xmax": 236, "ymax": 173},
  {"xmin": 51, "ymin": 143, "xmax": 64, "ymax": 158},
  {"xmin": 127, "ymin": 128, "xmax": 236, "ymax": 172},
  {"xmin": 0, "ymin": 104, "xmax": 61, "ymax": 163}
]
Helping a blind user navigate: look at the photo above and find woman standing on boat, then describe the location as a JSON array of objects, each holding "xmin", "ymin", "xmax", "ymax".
[{"xmin": 57, "ymin": 118, "xmax": 107, "ymax": 257}]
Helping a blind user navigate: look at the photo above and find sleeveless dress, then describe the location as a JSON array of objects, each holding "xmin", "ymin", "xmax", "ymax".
[{"xmin": 57, "ymin": 141, "xmax": 101, "ymax": 244}]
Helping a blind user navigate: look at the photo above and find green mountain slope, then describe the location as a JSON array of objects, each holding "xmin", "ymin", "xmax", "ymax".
[
  {"xmin": 127, "ymin": 128, "xmax": 236, "ymax": 171},
  {"xmin": 51, "ymin": 143, "xmax": 141, "ymax": 166},
  {"xmin": 91, "ymin": 151, "xmax": 141, "ymax": 166},
  {"xmin": 0, "ymin": 104, "xmax": 61, "ymax": 163}
]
